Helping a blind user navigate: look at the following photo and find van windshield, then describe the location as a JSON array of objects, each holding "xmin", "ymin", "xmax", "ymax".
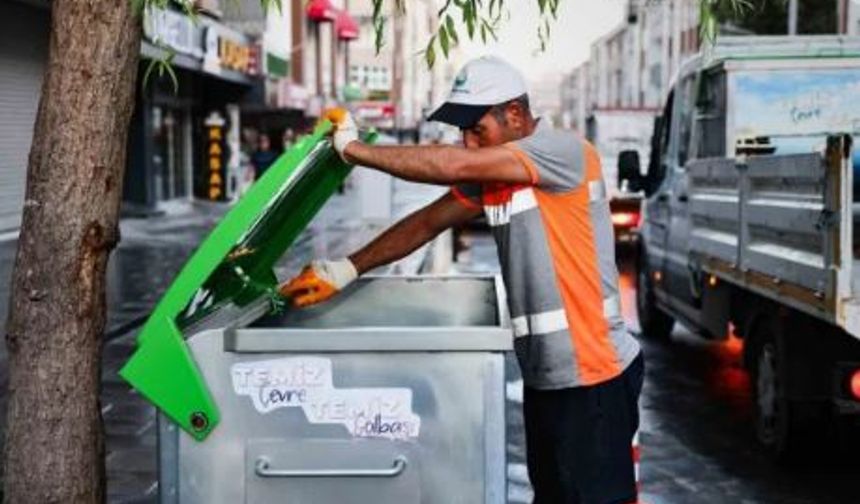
[{"xmin": 731, "ymin": 67, "xmax": 860, "ymax": 158}]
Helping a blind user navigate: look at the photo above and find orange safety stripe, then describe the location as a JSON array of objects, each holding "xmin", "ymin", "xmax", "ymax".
[
  {"xmin": 534, "ymin": 187, "xmax": 621, "ymax": 384},
  {"xmin": 583, "ymin": 141, "xmax": 603, "ymax": 181},
  {"xmin": 450, "ymin": 187, "xmax": 481, "ymax": 210}
]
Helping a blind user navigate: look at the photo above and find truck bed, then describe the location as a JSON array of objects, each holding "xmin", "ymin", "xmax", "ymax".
[{"xmin": 687, "ymin": 136, "xmax": 860, "ymax": 338}]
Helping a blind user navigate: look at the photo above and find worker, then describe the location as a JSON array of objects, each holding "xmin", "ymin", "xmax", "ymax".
[{"xmin": 281, "ymin": 56, "xmax": 644, "ymax": 504}]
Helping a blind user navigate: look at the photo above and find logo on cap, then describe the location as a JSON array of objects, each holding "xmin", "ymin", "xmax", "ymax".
[{"xmin": 452, "ymin": 69, "xmax": 469, "ymax": 94}]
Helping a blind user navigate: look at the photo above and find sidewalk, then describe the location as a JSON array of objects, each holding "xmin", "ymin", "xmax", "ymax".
[{"xmin": 0, "ymin": 179, "xmax": 446, "ymax": 503}]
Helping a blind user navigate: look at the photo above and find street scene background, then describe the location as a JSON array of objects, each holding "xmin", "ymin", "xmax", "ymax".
[{"xmin": 3, "ymin": 0, "xmax": 860, "ymax": 502}]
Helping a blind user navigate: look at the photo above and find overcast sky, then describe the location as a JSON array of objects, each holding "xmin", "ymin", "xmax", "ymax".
[{"xmin": 458, "ymin": 0, "xmax": 627, "ymax": 92}]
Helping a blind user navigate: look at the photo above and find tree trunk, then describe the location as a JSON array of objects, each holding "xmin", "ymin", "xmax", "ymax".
[{"xmin": 3, "ymin": 0, "xmax": 141, "ymax": 501}]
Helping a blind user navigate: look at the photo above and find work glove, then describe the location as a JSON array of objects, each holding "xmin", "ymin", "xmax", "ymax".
[
  {"xmin": 279, "ymin": 258, "xmax": 358, "ymax": 307},
  {"xmin": 322, "ymin": 107, "xmax": 359, "ymax": 163}
]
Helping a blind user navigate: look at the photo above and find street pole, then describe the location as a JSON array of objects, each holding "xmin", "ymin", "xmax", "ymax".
[
  {"xmin": 344, "ymin": 0, "xmax": 350, "ymax": 85},
  {"xmin": 788, "ymin": 0, "xmax": 798, "ymax": 35},
  {"xmin": 392, "ymin": 12, "xmax": 404, "ymax": 139}
]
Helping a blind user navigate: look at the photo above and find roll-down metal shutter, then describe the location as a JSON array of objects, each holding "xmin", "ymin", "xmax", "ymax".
[{"xmin": 0, "ymin": 2, "xmax": 49, "ymax": 232}]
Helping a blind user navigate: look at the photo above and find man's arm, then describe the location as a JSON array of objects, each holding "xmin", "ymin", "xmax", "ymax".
[
  {"xmin": 349, "ymin": 191, "xmax": 482, "ymax": 274},
  {"xmin": 343, "ymin": 142, "xmax": 534, "ymax": 186}
]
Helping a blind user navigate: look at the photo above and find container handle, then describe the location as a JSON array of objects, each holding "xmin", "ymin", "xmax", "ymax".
[{"xmin": 254, "ymin": 455, "xmax": 408, "ymax": 478}]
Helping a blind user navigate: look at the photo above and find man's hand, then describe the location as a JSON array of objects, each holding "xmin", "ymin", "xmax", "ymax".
[
  {"xmin": 322, "ymin": 108, "xmax": 358, "ymax": 163},
  {"xmin": 279, "ymin": 258, "xmax": 358, "ymax": 307}
]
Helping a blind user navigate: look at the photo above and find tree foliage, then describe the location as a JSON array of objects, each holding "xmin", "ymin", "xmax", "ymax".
[
  {"xmin": 713, "ymin": 0, "xmax": 837, "ymax": 35},
  {"xmin": 138, "ymin": 0, "xmax": 761, "ymax": 76},
  {"xmin": 368, "ymin": 0, "xmax": 766, "ymax": 68}
]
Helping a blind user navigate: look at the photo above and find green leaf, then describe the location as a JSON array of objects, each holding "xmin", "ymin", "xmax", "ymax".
[
  {"xmin": 439, "ymin": 25, "xmax": 450, "ymax": 58},
  {"xmin": 495, "ymin": 0, "xmax": 505, "ymax": 21},
  {"xmin": 131, "ymin": 0, "xmax": 147, "ymax": 16},
  {"xmin": 178, "ymin": 0, "xmax": 199, "ymax": 24},
  {"xmin": 372, "ymin": 0, "xmax": 383, "ymax": 20},
  {"xmin": 261, "ymin": 0, "xmax": 283, "ymax": 15},
  {"xmin": 374, "ymin": 17, "xmax": 387, "ymax": 54},
  {"xmin": 163, "ymin": 52, "xmax": 179, "ymax": 94},
  {"xmin": 142, "ymin": 59, "xmax": 158, "ymax": 89},
  {"xmin": 425, "ymin": 36, "xmax": 437, "ymax": 68},
  {"xmin": 729, "ymin": 0, "xmax": 753, "ymax": 16},
  {"xmin": 699, "ymin": 0, "xmax": 718, "ymax": 44},
  {"xmin": 463, "ymin": 2, "xmax": 475, "ymax": 40},
  {"xmin": 438, "ymin": 0, "xmax": 453, "ymax": 16},
  {"xmin": 445, "ymin": 14, "xmax": 459, "ymax": 44},
  {"xmin": 480, "ymin": 22, "xmax": 487, "ymax": 44},
  {"xmin": 482, "ymin": 19, "xmax": 498, "ymax": 41}
]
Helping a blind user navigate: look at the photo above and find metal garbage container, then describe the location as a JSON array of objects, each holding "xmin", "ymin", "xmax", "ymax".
[
  {"xmin": 159, "ymin": 275, "xmax": 511, "ymax": 503},
  {"xmin": 119, "ymin": 121, "xmax": 514, "ymax": 503}
]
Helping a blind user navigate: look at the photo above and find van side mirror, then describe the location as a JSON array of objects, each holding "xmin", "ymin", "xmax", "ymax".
[{"xmin": 618, "ymin": 150, "xmax": 643, "ymax": 192}]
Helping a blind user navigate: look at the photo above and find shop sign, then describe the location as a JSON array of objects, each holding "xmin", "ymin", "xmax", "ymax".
[
  {"xmin": 203, "ymin": 26, "xmax": 260, "ymax": 76},
  {"xmin": 143, "ymin": 7, "xmax": 202, "ymax": 59},
  {"xmin": 355, "ymin": 102, "xmax": 396, "ymax": 120},
  {"xmin": 204, "ymin": 112, "xmax": 227, "ymax": 201},
  {"xmin": 354, "ymin": 102, "xmax": 396, "ymax": 128}
]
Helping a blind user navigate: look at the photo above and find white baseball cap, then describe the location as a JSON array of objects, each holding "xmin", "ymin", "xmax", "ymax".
[{"xmin": 428, "ymin": 56, "xmax": 528, "ymax": 129}]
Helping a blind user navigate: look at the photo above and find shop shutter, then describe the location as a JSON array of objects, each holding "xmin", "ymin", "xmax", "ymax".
[{"xmin": 0, "ymin": 3, "xmax": 49, "ymax": 232}]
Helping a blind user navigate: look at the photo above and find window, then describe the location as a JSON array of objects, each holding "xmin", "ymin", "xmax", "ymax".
[
  {"xmin": 648, "ymin": 90, "xmax": 674, "ymax": 184},
  {"xmin": 692, "ymin": 69, "xmax": 726, "ymax": 159},
  {"xmin": 674, "ymin": 73, "xmax": 696, "ymax": 167}
]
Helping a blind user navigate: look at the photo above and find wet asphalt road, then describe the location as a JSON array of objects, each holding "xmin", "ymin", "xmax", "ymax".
[
  {"xmin": 2, "ymin": 185, "xmax": 860, "ymax": 502},
  {"xmin": 456, "ymin": 231, "xmax": 860, "ymax": 504}
]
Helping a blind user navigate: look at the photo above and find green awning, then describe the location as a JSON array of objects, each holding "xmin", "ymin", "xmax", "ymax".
[{"xmin": 266, "ymin": 52, "xmax": 289, "ymax": 79}]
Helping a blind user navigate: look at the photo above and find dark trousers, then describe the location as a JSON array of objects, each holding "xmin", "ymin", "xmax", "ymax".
[{"xmin": 524, "ymin": 353, "xmax": 644, "ymax": 504}]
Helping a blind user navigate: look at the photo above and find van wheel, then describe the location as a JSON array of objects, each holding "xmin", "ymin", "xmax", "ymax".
[
  {"xmin": 751, "ymin": 324, "xmax": 811, "ymax": 462},
  {"xmin": 636, "ymin": 252, "xmax": 674, "ymax": 339}
]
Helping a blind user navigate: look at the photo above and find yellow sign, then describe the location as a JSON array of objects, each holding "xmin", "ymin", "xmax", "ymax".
[
  {"xmin": 220, "ymin": 38, "xmax": 251, "ymax": 73},
  {"xmin": 207, "ymin": 125, "xmax": 224, "ymax": 201}
]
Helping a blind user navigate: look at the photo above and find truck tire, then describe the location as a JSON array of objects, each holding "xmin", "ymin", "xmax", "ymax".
[
  {"xmin": 751, "ymin": 322, "xmax": 812, "ymax": 462},
  {"xmin": 636, "ymin": 251, "xmax": 675, "ymax": 340}
]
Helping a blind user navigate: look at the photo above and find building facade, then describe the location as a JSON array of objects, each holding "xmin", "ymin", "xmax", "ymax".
[
  {"xmin": 343, "ymin": 0, "xmax": 449, "ymax": 137},
  {"xmin": 126, "ymin": 4, "xmax": 266, "ymax": 211},
  {"xmin": 561, "ymin": 0, "xmax": 701, "ymax": 134},
  {"xmin": 560, "ymin": 63, "xmax": 590, "ymax": 133},
  {"xmin": 0, "ymin": 0, "xmax": 294, "ymax": 220},
  {"xmin": 2, "ymin": 0, "xmax": 455, "ymax": 230}
]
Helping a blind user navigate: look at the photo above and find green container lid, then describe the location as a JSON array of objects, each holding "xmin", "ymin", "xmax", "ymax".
[{"xmin": 119, "ymin": 121, "xmax": 375, "ymax": 441}]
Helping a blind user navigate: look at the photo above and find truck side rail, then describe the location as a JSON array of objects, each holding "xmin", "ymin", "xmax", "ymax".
[{"xmin": 687, "ymin": 135, "xmax": 856, "ymax": 336}]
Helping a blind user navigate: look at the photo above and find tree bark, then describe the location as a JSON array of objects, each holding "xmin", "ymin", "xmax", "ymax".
[{"xmin": 3, "ymin": 0, "xmax": 141, "ymax": 502}]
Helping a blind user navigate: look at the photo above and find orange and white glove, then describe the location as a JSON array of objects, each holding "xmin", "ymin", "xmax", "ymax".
[
  {"xmin": 322, "ymin": 108, "xmax": 358, "ymax": 163},
  {"xmin": 279, "ymin": 258, "xmax": 358, "ymax": 307}
]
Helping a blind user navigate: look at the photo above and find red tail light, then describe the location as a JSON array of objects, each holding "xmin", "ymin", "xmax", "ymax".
[
  {"xmin": 612, "ymin": 211, "xmax": 640, "ymax": 228},
  {"xmin": 851, "ymin": 369, "xmax": 860, "ymax": 400}
]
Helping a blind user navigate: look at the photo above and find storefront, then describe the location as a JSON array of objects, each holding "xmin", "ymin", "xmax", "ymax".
[
  {"xmin": 0, "ymin": 0, "xmax": 50, "ymax": 232},
  {"xmin": 124, "ymin": 7, "xmax": 260, "ymax": 213}
]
